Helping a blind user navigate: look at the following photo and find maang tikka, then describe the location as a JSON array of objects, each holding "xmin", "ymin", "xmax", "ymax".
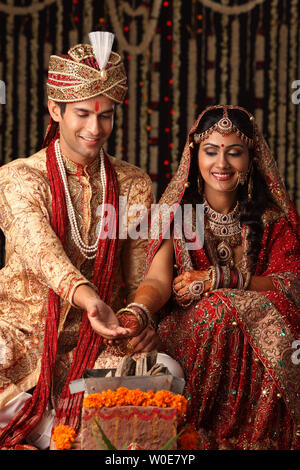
[{"xmin": 193, "ymin": 106, "xmax": 254, "ymax": 148}]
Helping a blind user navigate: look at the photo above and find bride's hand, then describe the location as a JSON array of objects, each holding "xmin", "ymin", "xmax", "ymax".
[{"xmin": 173, "ymin": 270, "xmax": 212, "ymax": 300}]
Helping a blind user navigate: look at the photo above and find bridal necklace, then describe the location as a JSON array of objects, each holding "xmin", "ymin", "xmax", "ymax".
[
  {"xmin": 203, "ymin": 197, "xmax": 242, "ymax": 266},
  {"xmin": 54, "ymin": 138, "xmax": 106, "ymax": 260}
]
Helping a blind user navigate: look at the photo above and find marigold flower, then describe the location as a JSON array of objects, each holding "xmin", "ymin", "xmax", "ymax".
[
  {"xmin": 52, "ymin": 425, "xmax": 76, "ymax": 450},
  {"xmin": 83, "ymin": 388, "xmax": 187, "ymax": 415},
  {"xmin": 178, "ymin": 425, "xmax": 199, "ymax": 450}
]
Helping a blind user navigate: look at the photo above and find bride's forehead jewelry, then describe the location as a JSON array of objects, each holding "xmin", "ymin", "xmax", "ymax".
[
  {"xmin": 193, "ymin": 106, "xmax": 254, "ymax": 148},
  {"xmin": 215, "ymin": 107, "xmax": 233, "ymax": 133}
]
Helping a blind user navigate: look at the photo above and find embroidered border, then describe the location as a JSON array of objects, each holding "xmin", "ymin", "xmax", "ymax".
[{"xmin": 218, "ymin": 289, "xmax": 300, "ymax": 424}]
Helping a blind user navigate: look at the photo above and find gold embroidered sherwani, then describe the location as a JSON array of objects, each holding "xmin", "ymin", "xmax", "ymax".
[{"xmin": 0, "ymin": 148, "xmax": 154, "ymax": 408}]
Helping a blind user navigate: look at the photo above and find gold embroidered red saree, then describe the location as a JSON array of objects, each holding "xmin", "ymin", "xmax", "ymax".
[{"xmin": 146, "ymin": 107, "xmax": 300, "ymax": 450}]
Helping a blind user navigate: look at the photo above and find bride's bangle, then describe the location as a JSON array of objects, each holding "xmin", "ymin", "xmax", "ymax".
[
  {"xmin": 231, "ymin": 268, "xmax": 238, "ymax": 288},
  {"xmin": 221, "ymin": 265, "xmax": 231, "ymax": 288},
  {"xmin": 127, "ymin": 302, "xmax": 156, "ymax": 329},
  {"xmin": 116, "ymin": 307, "xmax": 147, "ymax": 331},
  {"xmin": 210, "ymin": 265, "xmax": 222, "ymax": 290},
  {"xmin": 243, "ymin": 271, "xmax": 252, "ymax": 290},
  {"xmin": 208, "ymin": 266, "xmax": 216, "ymax": 291}
]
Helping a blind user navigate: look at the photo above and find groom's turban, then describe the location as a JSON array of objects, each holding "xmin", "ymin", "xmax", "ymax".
[{"xmin": 46, "ymin": 43, "xmax": 127, "ymax": 104}]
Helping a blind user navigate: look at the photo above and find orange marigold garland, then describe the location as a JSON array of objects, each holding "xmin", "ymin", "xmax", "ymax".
[
  {"xmin": 83, "ymin": 387, "xmax": 187, "ymax": 415},
  {"xmin": 52, "ymin": 424, "xmax": 76, "ymax": 450}
]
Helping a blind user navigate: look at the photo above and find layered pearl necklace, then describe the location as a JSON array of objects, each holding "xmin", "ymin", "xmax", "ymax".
[{"xmin": 54, "ymin": 138, "xmax": 107, "ymax": 260}]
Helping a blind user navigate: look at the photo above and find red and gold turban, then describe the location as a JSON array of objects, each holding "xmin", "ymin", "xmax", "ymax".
[
  {"xmin": 43, "ymin": 32, "xmax": 128, "ymax": 147},
  {"xmin": 46, "ymin": 43, "xmax": 128, "ymax": 104}
]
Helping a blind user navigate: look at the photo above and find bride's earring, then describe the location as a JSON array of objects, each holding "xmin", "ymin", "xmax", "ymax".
[
  {"xmin": 238, "ymin": 170, "xmax": 248, "ymax": 185},
  {"xmin": 247, "ymin": 165, "xmax": 253, "ymax": 200}
]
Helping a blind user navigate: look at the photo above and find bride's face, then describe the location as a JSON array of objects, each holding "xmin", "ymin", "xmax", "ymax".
[{"xmin": 197, "ymin": 130, "xmax": 250, "ymax": 194}]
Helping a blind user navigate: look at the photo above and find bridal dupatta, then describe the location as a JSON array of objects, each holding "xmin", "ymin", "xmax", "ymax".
[{"xmin": 146, "ymin": 106, "xmax": 300, "ymax": 450}]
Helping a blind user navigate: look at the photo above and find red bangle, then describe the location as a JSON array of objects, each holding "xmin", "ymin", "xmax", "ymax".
[{"xmin": 231, "ymin": 269, "xmax": 238, "ymax": 288}]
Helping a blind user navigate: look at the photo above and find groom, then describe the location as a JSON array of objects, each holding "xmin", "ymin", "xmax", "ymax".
[{"xmin": 0, "ymin": 32, "xmax": 159, "ymax": 449}]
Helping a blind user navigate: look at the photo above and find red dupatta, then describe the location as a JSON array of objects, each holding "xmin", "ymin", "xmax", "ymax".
[{"xmin": 0, "ymin": 136, "xmax": 119, "ymax": 447}]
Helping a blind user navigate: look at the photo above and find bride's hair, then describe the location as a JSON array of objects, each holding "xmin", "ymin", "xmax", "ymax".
[{"xmin": 186, "ymin": 107, "xmax": 278, "ymax": 272}]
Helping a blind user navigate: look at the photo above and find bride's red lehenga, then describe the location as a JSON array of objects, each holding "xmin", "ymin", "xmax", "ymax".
[{"xmin": 147, "ymin": 106, "xmax": 300, "ymax": 450}]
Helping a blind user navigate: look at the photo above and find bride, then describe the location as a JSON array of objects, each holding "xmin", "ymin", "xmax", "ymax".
[{"xmin": 117, "ymin": 105, "xmax": 300, "ymax": 450}]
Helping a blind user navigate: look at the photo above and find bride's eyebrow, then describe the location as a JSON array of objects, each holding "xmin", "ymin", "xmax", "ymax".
[
  {"xmin": 202, "ymin": 143, "xmax": 244, "ymax": 149},
  {"xmin": 202, "ymin": 143, "xmax": 219, "ymax": 147}
]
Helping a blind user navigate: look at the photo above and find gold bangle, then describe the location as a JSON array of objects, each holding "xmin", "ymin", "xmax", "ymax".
[
  {"xmin": 127, "ymin": 303, "xmax": 152, "ymax": 328},
  {"xmin": 116, "ymin": 307, "xmax": 138, "ymax": 316},
  {"xmin": 209, "ymin": 266, "xmax": 216, "ymax": 291},
  {"xmin": 127, "ymin": 303, "xmax": 157, "ymax": 329},
  {"xmin": 127, "ymin": 302, "xmax": 150, "ymax": 318},
  {"xmin": 243, "ymin": 271, "xmax": 252, "ymax": 290},
  {"xmin": 221, "ymin": 265, "xmax": 231, "ymax": 288}
]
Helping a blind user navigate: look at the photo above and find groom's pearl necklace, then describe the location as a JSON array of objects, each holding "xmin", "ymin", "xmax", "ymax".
[{"xmin": 54, "ymin": 138, "xmax": 106, "ymax": 260}]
